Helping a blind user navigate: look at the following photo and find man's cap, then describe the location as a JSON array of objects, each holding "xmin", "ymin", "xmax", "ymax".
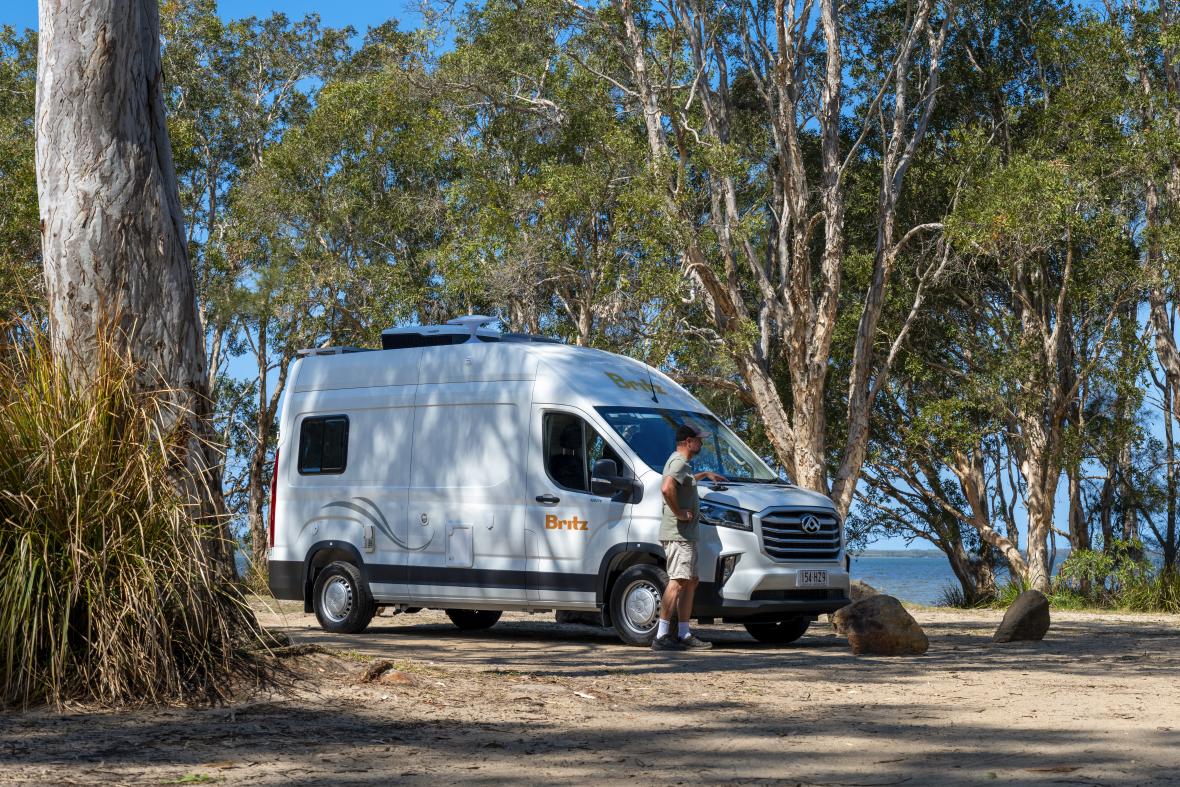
[{"xmin": 675, "ymin": 424, "xmax": 703, "ymax": 443}]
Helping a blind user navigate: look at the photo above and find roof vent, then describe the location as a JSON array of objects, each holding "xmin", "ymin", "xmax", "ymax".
[
  {"xmin": 296, "ymin": 346, "xmax": 370, "ymax": 357},
  {"xmin": 446, "ymin": 315, "xmax": 498, "ymax": 343},
  {"xmin": 378, "ymin": 317, "xmax": 565, "ymax": 351},
  {"xmin": 381, "ymin": 318, "xmax": 500, "ymax": 350}
]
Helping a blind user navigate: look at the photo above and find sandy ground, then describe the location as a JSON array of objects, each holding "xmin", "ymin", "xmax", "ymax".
[{"xmin": 2, "ymin": 600, "xmax": 1179, "ymax": 786}]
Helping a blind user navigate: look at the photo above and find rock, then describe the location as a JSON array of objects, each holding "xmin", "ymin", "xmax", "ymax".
[
  {"xmin": 378, "ymin": 669, "xmax": 414, "ymax": 685},
  {"xmin": 828, "ymin": 580, "xmax": 880, "ymax": 626},
  {"xmin": 359, "ymin": 659, "xmax": 416, "ymax": 685},
  {"xmin": 851, "ymin": 580, "xmax": 879, "ymax": 602},
  {"xmin": 832, "ymin": 594, "xmax": 929, "ymax": 656},
  {"xmin": 993, "ymin": 590, "xmax": 1050, "ymax": 643}
]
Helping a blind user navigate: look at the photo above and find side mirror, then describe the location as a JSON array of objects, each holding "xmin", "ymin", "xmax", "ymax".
[
  {"xmin": 590, "ymin": 459, "xmax": 643, "ymax": 503},
  {"xmin": 592, "ymin": 459, "xmax": 618, "ymax": 478}
]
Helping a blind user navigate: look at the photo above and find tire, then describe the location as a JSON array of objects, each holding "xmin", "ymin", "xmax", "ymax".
[
  {"xmin": 312, "ymin": 561, "xmax": 377, "ymax": 634},
  {"xmin": 445, "ymin": 609, "xmax": 502, "ymax": 630},
  {"xmin": 609, "ymin": 563, "xmax": 668, "ymax": 646},
  {"xmin": 744, "ymin": 616, "xmax": 811, "ymax": 645}
]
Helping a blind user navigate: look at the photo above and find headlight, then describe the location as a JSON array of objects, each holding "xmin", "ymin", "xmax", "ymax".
[{"xmin": 699, "ymin": 501, "xmax": 752, "ymax": 531}]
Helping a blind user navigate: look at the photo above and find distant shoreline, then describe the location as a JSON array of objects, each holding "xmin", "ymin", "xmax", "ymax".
[
  {"xmin": 852, "ymin": 550, "xmax": 947, "ymax": 558},
  {"xmin": 854, "ymin": 549, "xmax": 1076, "ymax": 559}
]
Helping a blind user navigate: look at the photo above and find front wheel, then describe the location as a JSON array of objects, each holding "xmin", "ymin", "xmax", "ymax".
[
  {"xmin": 609, "ymin": 563, "xmax": 668, "ymax": 646},
  {"xmin": 744, "ymin": 616, "xmax": 811, "ymax": 645},
  {"xmin": 445, "ymin": 609, "xmax": 502, "ymax": 630},
  {"xmin": 312, "ymin": 561, "xmax": 377, "ymax": 634}
]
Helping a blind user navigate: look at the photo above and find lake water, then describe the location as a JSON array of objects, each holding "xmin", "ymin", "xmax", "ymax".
[{"xmin": 851, "ymin": 554, "xmax": 963, "ymax": 605}]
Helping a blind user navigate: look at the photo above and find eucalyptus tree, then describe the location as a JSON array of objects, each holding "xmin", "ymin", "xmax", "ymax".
[
  {"xmin": 851, "ymin": 0, "xmax": 1075, "ymax": 594},
  {"xmin": 436, "ymin": 0, "xmax": 669, "ymax": 347},
  {"xmin": 1148, "ymin": 352, "xmax": 1180, "ymax": 569},
  {"xmin": 550, "ymin": 0, "xmax": 957, "ymax": 516},
  {"xmin": 161, "ymin": 1, "xmax": 352, "ymax": 382},
  {"xmin": 945, "ymin": 31, "xmax": 1143, "ymax": 590},
  {"xmin": 35, "ymin": 0, "xmax": 228, "ymax": 558},
  {"xmin": 225, "ymin": 22, "xmax": 456, "ymax": 575},
  {"xmin": 0, "ymin": 26, "xmax": 38, "ymax": 327},
  {"xmin": 159, "ymin": 4, "xmax": 352, "ymax": 571},
  {"xmin": 1103, "ymin": 0, "xmax": 1180, "ymax": 571},
  {"xmin": 855, "ymin": 286, "xmax": 1012, "ymax": 600}
]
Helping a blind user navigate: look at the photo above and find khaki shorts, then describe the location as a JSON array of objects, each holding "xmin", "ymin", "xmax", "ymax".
[{"xmin": 663, "ymin": 540, "xmax": 698, "ymax": 581}]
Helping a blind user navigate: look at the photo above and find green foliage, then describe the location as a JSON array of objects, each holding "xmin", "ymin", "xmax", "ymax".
[
  {"xmin": 0, "ymin": 332, "xmax": 268, "ymax": 707},
  {"xmin": 0, "ymin": 26, "xmax": 40, "ymax": 322},
  {"xmin": 1053, "ymin": 542, "xmax": 1174, "ymax": 611}
]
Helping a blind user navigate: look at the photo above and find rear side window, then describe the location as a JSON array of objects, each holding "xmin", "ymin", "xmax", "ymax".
[{"xmin": 298, "ymin": 415, "xmax": 349, "ymax": 474}]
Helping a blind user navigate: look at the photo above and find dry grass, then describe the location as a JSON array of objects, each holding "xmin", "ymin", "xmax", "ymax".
[{"xmin": 0, "ymin": 332, "xmax": 272, "ymax": 707}]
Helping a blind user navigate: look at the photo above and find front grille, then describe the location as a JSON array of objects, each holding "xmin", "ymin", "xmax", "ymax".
[{"xmin": 759, "ymin": 508, "xmax": 842, "ymax": 561}]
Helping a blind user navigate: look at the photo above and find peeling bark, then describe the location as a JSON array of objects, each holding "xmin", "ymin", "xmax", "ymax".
[{"xmin": 36, "ymin": 0, "xmax": 230, "ymax": 569}]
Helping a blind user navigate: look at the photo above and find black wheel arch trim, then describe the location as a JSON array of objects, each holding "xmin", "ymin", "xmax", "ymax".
[
  {"xmin": 595, "ymin": 542, "xmax": 665, "ymax": 608},
  {"xmin": 302, "ymin": 540, "xmax": 369, "ymax": 613}
]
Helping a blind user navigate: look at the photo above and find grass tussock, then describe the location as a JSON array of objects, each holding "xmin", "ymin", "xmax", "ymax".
[
  {"xmin": 936, "ymin": 584, "xmax": 995, "ymax": 609},
  {"xmin": 0, "ymin": 334, "xmax": 270, "ymax": 708},
  {"xmin": 983, "ymin": 544, "xmax": 1180, "ymax": 614}
]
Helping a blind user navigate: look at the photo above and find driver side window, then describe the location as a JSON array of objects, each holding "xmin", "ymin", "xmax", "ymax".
[{"xmin": 543, "ymin": 412, "xmax": 625, "ymax": 494}]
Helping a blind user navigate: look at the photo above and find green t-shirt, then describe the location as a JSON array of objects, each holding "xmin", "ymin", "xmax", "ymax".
[{"xmin": 659, "ymin": 452, "xmax": 699, "ymax": 542}]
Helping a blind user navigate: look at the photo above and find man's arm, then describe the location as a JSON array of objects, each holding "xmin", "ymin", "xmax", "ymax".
[
  {"xmin": 694, "ymin": 471, "xmax": 727, "ymax": 482},
  {"xmin": 662, "ymin": 475, "xmax": 691, "ymax": 521}
]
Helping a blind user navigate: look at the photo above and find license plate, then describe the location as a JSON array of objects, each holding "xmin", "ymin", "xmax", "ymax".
[{"xmin": 797, "ymin": 570, "xmax": 828, "ymax": 588}]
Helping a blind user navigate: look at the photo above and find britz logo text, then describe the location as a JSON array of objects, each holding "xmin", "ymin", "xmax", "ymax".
[{"xmin": 545, "ymin": 514, "xmax": 589, "ymax": 531}]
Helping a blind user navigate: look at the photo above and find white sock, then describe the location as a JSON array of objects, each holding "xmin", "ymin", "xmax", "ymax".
[
  {"xmin": 657, "ymin": 619, "xmax": 670, "ymax": 638},
  {"xmin": 678, "ymin": 622, "xmax": 691, "ymax": 639}
]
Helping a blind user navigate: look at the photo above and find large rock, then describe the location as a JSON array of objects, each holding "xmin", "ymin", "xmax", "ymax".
[
  {"xmin": 851, "ymin": 579, "xmax": 879, "ymax": 602},
  {"xmin": 827, "ymin": 580, "xmax": 879, "ymax": 627},
  {"xmin": 832, "ymin": 594, "xmax": 929, "ymax": 656},
  {"xmin": 993, "ymin": 590, "xmax": 1050, "ymax": 643}
]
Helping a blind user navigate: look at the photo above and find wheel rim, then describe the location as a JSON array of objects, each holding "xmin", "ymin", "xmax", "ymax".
[
  {"xmin": 321, "ymin": 576, "xmax": 353, "ymax": 623},
  {"xmin": 621, "ymin": 579, "xmax": 661, "ymax": 634}
]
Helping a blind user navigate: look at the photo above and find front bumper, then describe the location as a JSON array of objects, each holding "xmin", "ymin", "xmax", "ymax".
[
  {"xmin": 692, "ymin": 542, "xmax": 851, "ymax": 620},
  {"xmin": 693, "ymin": 582, "xmax": 849, "ymax": 620}
]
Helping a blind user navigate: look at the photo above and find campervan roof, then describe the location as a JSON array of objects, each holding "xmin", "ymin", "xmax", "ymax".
[{"xmin": 292, "ymin": 320, "xmax": 702, "ymax": 413}]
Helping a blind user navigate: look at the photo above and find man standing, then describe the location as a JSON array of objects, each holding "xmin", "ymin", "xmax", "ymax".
[{"xmin": 652, "ymin": 424, "xmax": 726, "ymax": 651}]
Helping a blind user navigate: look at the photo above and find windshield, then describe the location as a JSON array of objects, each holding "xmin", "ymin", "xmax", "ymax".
[{"xmin": 595, "ymin": 406, "xmax": 780, "ymax": 482}]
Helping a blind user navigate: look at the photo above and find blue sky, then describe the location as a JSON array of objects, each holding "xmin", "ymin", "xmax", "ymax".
[{"xmin": 4, "ymin": 1, "xmax": 426, "ymax": 35}]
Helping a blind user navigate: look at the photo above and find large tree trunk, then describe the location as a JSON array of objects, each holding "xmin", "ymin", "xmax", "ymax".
[
  {"xmin": 36, "ymin": 0, "xmax": 230, "ymax": 570},
  {"xmin": 1166, "ymin": 373, "xmax": 1178, "ymax": 572}
]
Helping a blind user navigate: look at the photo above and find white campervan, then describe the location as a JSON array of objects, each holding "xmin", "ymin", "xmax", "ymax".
[{"xmin": 268, "ymin": 317, "xmax": 850, "ymax": 646}]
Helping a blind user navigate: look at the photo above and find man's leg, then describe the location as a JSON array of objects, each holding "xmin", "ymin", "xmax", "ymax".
[
  {"xmin": 676, "ymin": 576, "xmax": 698, "ymax": 625},
  {"xmin": 659, "ymin": 578, "xmax": 684, "ymax": 633},
  {"xmin": 673, "ymin": 553, "xmax": 711, "ymax": 648}
]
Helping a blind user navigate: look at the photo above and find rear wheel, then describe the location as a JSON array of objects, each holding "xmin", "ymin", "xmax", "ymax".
[
  {"xmin": 445, "ymin": 609, "xmax": 502, "ymax": 630},
  {"xmin": 312, "ymin": 561, "xmax": 377, "ymax": 634},
  {"xmin": 744, "ymin": 616, "xmax": 811, "ymax": 645},
  {"xmin": 609, "ymin": 563, "xmax": 667, "ymax": 646}
]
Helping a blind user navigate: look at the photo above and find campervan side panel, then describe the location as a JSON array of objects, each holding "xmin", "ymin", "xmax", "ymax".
[
  {"xmin": 293, "ymin": 348, "xmax": 423, "ymax": 392},
  {"xmin": 397, "ymin": 380, "xmax": 533, "ymax": 604},
  {"xmin": 418, "ymin": 343, "xmax": 540, "ymax": 385}
]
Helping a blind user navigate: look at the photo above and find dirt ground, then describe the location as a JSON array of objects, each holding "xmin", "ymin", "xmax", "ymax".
[{"xmin": 2, "ymin": 600, "xmax": 1179, "ymax": 786}]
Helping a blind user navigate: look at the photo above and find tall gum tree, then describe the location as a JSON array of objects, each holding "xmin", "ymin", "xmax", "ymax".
[
  {"xmin": 36, "ymin": 0, "xmax": 228, "ymax": 559},
  {"xmin": 566, "ymin": 0, "xmax": 954, "ymax": 515}
]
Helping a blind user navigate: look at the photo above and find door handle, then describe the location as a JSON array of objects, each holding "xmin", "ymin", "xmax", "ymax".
[{"xmin": 535, "ymin": 494, "xmax": 560, "ymax": 505}]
